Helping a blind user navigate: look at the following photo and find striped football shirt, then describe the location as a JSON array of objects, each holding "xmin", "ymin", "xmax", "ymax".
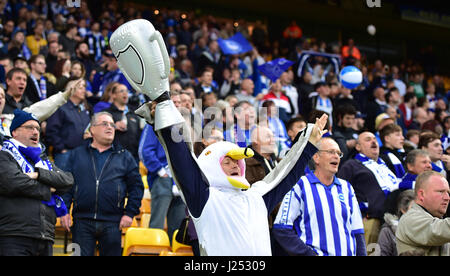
[{"xmin": 273, "ymin": 173, "xmax": 364, "ymax": 256}]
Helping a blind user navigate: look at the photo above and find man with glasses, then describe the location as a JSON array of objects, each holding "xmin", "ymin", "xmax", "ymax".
[
  {"xmin": 272, "ymin": 137, "xmax": 366, "ymax": 256},
  {"xmin": 24, "ymin": 54, "xmax": 56, "ymax": 103},
  {"xmin": 0, "ymin": 109, "xmax": 74, "ymax": 256},
  {"xmin": 61, "ymin": 111, "xmax": 144, "ymax": 256}
]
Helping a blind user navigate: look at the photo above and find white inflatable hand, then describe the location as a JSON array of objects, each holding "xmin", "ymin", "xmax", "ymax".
[
  {"xmin": 110, "ymin": 19, "xmax": 170, "ymax": 98},
  {"xmin": 110, "ymin": 19, "xmax": 183, "ymax": 130}
]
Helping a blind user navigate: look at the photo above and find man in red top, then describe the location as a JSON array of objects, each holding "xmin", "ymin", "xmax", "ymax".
[
  {"xmin": 283, "ymin": 21, "xmax": 302, "ymax": 40},
  {"xmin": 341, "ymin": 38, "xmax": 361, "ymax": 65},
  {"xmin": 262, "ymin": 79, "xmax": 292, "ymax": 123}
]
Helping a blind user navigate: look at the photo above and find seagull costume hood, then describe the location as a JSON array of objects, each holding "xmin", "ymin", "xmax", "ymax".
[{"xmin": 197, "ymin": 141, "xmax": 254, "ymax": 190}]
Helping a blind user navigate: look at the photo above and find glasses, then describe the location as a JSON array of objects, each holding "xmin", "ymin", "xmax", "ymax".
[
  {"xmin": 93, "ymin": 122, "xmax": 116, "ymax": 129},
  {"xmin": 318, "ymin": 149, "xmax": 344, "ymax": 158},
  {"xmin": 19, "ymin": 125, "xmax": 41, "ymax": 132},
  {"xmin": 34, "ymin": 62, "xmax": 46, "ymax": 66}
]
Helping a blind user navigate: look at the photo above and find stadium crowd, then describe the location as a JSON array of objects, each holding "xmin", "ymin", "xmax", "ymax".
[{"xmin": 0, "ymin": 0, "xmax": 449, "ymax": 256}]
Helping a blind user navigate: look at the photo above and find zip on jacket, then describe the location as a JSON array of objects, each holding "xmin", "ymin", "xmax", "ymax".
[{"xmin": 89, "ymin": 147, "xmax": 115, "ymax": 220}]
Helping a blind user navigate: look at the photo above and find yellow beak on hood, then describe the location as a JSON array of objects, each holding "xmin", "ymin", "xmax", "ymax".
[{"xmin": 226, "ymin": 147, "xmax": 254, "ymax": 160}]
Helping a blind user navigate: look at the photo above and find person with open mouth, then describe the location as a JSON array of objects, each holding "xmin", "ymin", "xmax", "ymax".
[{"xmin": 272, "ymin": 137, "xmax": 366, "ymax": 256}]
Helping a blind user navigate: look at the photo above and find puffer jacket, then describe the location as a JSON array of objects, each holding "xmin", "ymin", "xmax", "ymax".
[{"xmin": 0, "ymin": 150, "xmax": 74, "ymax": 242}]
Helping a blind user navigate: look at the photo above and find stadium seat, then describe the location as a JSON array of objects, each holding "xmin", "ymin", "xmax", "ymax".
[
  {"xmin": 171, "ymin": 229, "xmax": 194, "ymax": 255},
  {"xmin": 159, "ymin": 250, "xmax": 194, "ymax": 256},
  {"xmin": 122, "ymin": 227, "xmax": 171, "ymax": 256}
]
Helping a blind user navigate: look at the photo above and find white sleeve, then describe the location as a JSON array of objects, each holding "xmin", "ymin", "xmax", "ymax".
[{"xmin": 273, "ymin": 184, "xmax": 303, "ymax": 228}]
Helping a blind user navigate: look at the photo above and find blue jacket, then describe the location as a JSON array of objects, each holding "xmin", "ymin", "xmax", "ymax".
[
  {"xmin": 62, "ymin": 140, "xmax": 144, "ymax": 222},
  {"xmin": 46, "ymin": 100, "xmax": 91, "ymax": 153},
  {"xmin": 92, "ymin": 68, "xmax": 132, "ymax": 96},
  {"xmin": 138, "ymin": 124, "xmax": 168, "ymax": 188}
]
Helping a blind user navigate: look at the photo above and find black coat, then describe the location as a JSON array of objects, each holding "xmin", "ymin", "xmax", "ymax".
[
  {"xmin": 337, "ymin": 158, "xmax": 387, "ymax": 220},
  {"xmin": 2, "ymin": 93, "xmax": 32, "ymax": 114},
  {"xmin": 24, "ymin": 76, "xmax": 57, "ymax": 104},
  {"xmin": 0, "ymin": 149, "xmax": 73, "ymax": 241},
  {"xmin": 104, "ymin": 104, "xmax": 142, "ymax": 163}
]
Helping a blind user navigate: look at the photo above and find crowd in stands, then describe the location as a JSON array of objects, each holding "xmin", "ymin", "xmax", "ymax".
[{"xmin": 0, "ymin": 0, "xmax": 449, "ymax": 256}]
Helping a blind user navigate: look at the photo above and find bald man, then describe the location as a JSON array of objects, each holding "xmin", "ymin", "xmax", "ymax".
[
  {"xmin": 245, "ymin": 125, "xmax": 278, "ymax": 185},
  {"xmin": 337, "ymin": 131, "xmax": 400, "ymax": 245},
  {"xmin": 396, "ymin": 171, "xmax": 450, "ymax": 256}
]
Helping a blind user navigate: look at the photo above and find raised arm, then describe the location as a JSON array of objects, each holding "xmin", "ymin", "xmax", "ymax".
[
  {"xmin": 253, "ymin": 114, "xmax": 328, "ymax": 212},
  {"xmin": 138, "ymin": 101, "xmax": 210, "ymax": 218}
]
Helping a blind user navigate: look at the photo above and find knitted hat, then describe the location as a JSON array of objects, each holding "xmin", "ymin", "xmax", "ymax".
[{"xmin": 10, "ymin": 109, "xmax": 40, "ymax": 133}]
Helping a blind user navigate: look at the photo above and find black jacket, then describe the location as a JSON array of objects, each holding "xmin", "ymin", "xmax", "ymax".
[
  {"xmin": 103, "ymin": 104, "xmax": 142, "ymax": 163},
  {"xmin": 24, "ymin": 75, "xmax": 57, "ymax": 104},
  {"xmin": 45, "ymin": 100, "xmax": 91, "ymax": 153},
  {"xmin": 0, "ymin": 149, "xmax": 73, "ymax": 241},
  {"xmin": 337, "ymin": 158, "xmax": 387, "ymax": 219},
  {"xmin": 2, "ymin": 93, "xmax": 32, "ymax": 114}
]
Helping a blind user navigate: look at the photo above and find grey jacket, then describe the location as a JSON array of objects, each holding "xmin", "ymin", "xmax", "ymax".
[
  {"xmin": 377, "ymin": 213, "xmax": 399, "ymax": 256},
  {"xmin": 396, "ymin": 202, "xmax": 450, "ymax": 256}
]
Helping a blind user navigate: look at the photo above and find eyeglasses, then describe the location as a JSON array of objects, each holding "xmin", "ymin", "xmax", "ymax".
[
  {"xmin": 34, "ymin": 62, "xmax": 46, "ymax": 66},
  {"xmin": 93, "ymin": 122, "xmax": 116, "ymax": 129},
  {"xmin": 318, "ymin": 149, "xmax": 344, "ymax": 158},
  {"xmin": 19, "ymin": 125, "xmax": 41, "ymax": 132}
]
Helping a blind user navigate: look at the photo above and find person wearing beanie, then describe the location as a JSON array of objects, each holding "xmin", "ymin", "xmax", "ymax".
[{"xmin": 0, "ymin": 109, "xmax": 74, "ymax": 256}]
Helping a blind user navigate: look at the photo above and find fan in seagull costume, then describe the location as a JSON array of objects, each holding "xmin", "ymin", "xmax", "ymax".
[{"xmin": 109, "ymin": 19, "xmax": 328, "ymax": 256}]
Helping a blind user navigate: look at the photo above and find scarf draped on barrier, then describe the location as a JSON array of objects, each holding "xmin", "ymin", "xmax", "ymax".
[{"xmin": 1, "ymin": 139, "xmax": 68, "ymax": 217}]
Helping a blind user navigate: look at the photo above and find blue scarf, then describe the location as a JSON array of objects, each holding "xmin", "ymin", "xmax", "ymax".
[
  {"xmin": 383, "ymin": 150, "xmax": 406, "ymax": 181},
  {"xmin": 431, "ymin": 161, "xmax": 443, "ymax": 173},
  {"xmin": 30, "ymin": 75, "xmax": 47, "ymax": 101},
  {"xmin": 355, "ymin": 153, "xmax": 399, "ymax": 197},
  {"xmin": 2, "ymin": 140, "xmax": 68, "ymax": 217},
  {"xmin": 232, "ymin": 124, "xmax": 255, "ymax": 148},
  {"xmin": 399, "ymin": 173, "xmax": 417, "ymax": 190},
  {"xmin": 21, "ymin": 44, "xmax": 31, "ymax": 60}
]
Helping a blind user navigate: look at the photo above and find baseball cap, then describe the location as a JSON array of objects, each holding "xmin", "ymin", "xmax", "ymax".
[{"xmin": 375, "ymin": 113, "xmax": 393, "ymax": 130}]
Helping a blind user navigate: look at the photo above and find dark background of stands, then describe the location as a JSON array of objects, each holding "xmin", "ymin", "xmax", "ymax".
[{"xmin": 108, "ymin": 0, "xmax": 450, "ymax": 74}]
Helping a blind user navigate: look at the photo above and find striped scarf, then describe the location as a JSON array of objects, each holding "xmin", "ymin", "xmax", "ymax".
[
  {"xmin": 355, "ymin": 153, "xmax": 399, "ymax": 197},
  {"xmin": 399, "ymin": 173, "xmax": 417, "ymax": 190},
  {"xmin": 2, "ymin": 140, "xmax": 68, "ymax": 217},
  {"xmin": 384, "ymin": 151, "xmax": 406, "ymax": 181}
]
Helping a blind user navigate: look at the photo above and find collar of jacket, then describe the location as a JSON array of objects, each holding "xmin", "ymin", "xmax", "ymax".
[{"xmin": 84, "ymin": 138, "xmax": 125, "ymax": 153}]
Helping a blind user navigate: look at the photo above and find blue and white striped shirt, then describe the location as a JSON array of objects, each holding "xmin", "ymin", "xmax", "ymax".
[{"xmin": 273, "ymin": 173, "xmax": 364, "ymax": 256}]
